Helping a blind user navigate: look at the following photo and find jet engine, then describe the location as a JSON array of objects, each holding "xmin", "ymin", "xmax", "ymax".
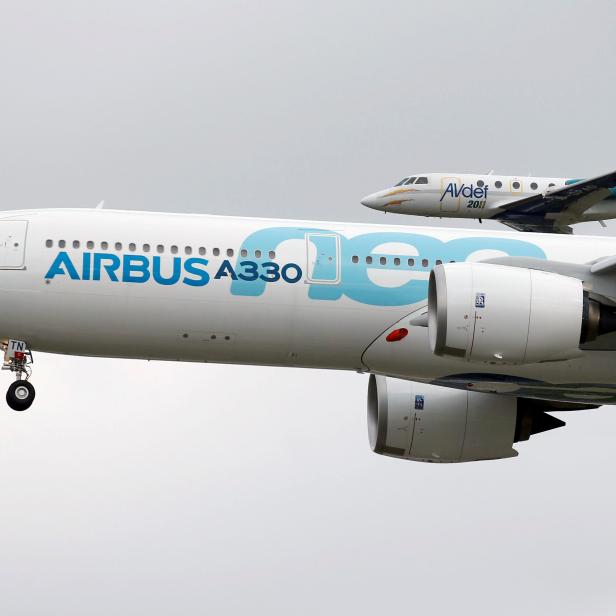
[
  {"xmin": 428, "ymin": 262, "xmax": 616, "ymax": 365},
  {"xmin": 367, "ymin": 375, "xmax": 568, "ymax": 463}
]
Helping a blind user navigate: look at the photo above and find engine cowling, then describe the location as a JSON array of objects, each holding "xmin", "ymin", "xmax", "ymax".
[
  {"xmin": 428, "ymin": 262, "xmax": 587, "ymax": 364},
  {"xmin": 367, "ymin": 375, "xmax": 566, "ymax": 463}
]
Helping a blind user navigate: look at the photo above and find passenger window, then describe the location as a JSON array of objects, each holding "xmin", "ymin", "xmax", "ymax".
[
  {"xmin": 115, "ymin": 242, "xmax": 122, "ymax": 251},
  {"xmin": 495, "ymin": 181, "xmax": 502, "ymax": 188},
  {"xmin": 143, "ymin": 244, "xmax": 150, "ymax": 253},
  {"xmin": 45, "ymin": 239, "xmax": 53, "ymax": 248},
  {"xmin": 352, "ymin": 256, "xmax": 359, "ymax": 264},
  {"xmin": 227, "ymin": 248, "xmax": 234, "ymax": 257},
  {"xmin": 171, "ymin": 245, "xmax": 178, "ymax": 254},
  {"xmin": 379, "ymin": 257, "xmax": 387, "ymax": 265},
  {"xmin": 87, "ymin": 241, "xmax": 94, "ymax": 249},
  {"xmin": 415, "ymin": 177, "xmax": 428, "ymax": 184},
  {"xmin": 366, "ymin": 256, "xmax": 373, "ymax": 264},
  {"xmin": 129, "ymin": 243, "xmax": 136, "ymax": 252},
  {"xmin": 512, "ymin": 181, "xmax": 521, "ymax": 189},
  {"xmin": 422, "ymin": 259, "xmax": 428, "ymax": 267},
  {"xmin": 404, "ymin": 177, "xmax": 417, "ymax": 185},
  {"xmin": 477, "ymin": 180, "xmax": 484, "ymax": 187},
  {"xmin": 241, "ymin": 249, "xmax": 248, "ymax": 257},
  {"xmin": 184, "ymin": 246, "xmax": 192, "ymax": 255},
  {"xmin": 156, "ymin": 245, "xmax": 164, "ymax": 254},
  {"xmin": 395, "ymin": 178, "xmax": 410, "ymax": 186},
  {"xmin": 548, "ymin": 183, "xmax": 555, "ymax": 187},
  {"xmin": 73, "ymin": 240, "xmax": 80, "ymax": 249},
  {"xmin": 436, "ymin": 259, "xmax": 442, "ymax": 265},
  {"xmin": 101, "ymin": 242, "xmax": 108, "ymax": 250},
  {"xmin": 530, "ymin": 182, "xmax": 538, "ymax": 190},
  {"xmin": 254, "ymin": 250, "xmax": 262, "ymax": 258},
  {"xmin": 58, "ymin": 240, "xmax": 66, "ymax": 248},
  {"xmin": 198, "ymin": 247, "xmax": 206, "ymax": 256},
  {"xmin": 268, "ymin": 251, "xmax": 276, "ymax": 259},
  {"xmin": 408, "ymin": 258, "xmax": 415, "ymax": 266},
  {"xmin": 213, "ymin": 248, "xmax": 220, "ymax": 256},
  {"xmin": 393, "ymin": 257, "xmax": 400, "ymax": 266}
]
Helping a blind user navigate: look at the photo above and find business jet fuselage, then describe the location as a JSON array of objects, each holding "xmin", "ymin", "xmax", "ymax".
[
  {"xmin": 361, "ymin": 172, "xmax": 616, "ymax": 223},
  {"xmin": 1, "ymin": 208, "xmax": 616, "ymax": 462}
]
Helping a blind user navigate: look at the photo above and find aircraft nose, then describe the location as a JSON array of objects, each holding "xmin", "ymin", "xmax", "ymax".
[{"xmin": 361, "ymin": 193, "xmax": 383, "ymax": 209}]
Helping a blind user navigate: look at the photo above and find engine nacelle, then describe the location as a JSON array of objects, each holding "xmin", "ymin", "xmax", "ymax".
[
  {"xmin": 428, "ymin": 262, "xmax": 586, "ymax": 364},
  {"xmin": 367, "ymin": 375, "xmax": 566, "ymax": 463}
]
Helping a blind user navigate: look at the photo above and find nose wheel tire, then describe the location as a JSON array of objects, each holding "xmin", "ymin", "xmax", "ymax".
[{"xmin": 6, "ymin": 380, "xmax": 35, "ymax": 411}]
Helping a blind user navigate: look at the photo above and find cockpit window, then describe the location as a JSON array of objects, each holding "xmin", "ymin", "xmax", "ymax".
[
  {"xmin": 394, "ymin": 178, "xmax": 410, "ymax": 186},
  {"xmin": 415, "ymin": 176, "xmax": 429, "ymax": 184},
  {"xmin": 404, "ymin": 176, "xmax": 417, "ymax": 185}
]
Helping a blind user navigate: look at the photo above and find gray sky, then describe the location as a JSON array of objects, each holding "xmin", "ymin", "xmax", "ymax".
[{"xmin": 0, "ymin": 1, "xmax": 615, "ymax": 614}]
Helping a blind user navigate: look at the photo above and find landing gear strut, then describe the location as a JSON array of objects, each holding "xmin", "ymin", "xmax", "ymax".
[{"xmin": 2, "ymin": 340, "xmax": 35, "ymax": 411}]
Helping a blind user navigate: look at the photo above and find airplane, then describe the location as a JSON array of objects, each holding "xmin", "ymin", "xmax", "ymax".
[
  {"xmin": 2, "ymin": 206, "xmax": 616, "ymax": 463},
  {"xmin": 360, "ymin": 170, "xmax": 616, "ymax": 233}
]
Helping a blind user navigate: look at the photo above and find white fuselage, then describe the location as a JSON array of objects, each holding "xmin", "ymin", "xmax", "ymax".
[
  {"xmin": 2, "ymin": 208, "xmax": 616, "ymax": 404},
  {"xmin": 361, "ymin": 172, "xmax": 616, "ymax": 221}
]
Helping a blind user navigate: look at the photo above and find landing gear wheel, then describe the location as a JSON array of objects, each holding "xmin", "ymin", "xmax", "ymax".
[{"xmin": 6, "ymin": 380, "xmax": 35, "ymax": 411}]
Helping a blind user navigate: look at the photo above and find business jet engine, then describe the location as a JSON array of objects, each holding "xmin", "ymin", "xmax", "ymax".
[
  {"xmin": 367, "ymin": 375, "xmax": 571, "ymax": 463},
  {"xmin": 428, "ymin": 262, "xmax": 616, "ymax": 365}
]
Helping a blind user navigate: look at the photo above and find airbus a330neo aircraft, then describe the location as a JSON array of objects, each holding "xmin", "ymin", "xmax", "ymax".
[
  {"xmin": 361, "ymin": 170, "xmax": 616, "ymax": 233},
  {"xmin": 2, "ymin": 207, "xmax": 616, "ymax": 463}
]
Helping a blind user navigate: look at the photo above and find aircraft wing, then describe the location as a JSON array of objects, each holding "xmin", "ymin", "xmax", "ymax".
[
  {"xmin": 483, "ymin": 254, "xmax": 616, "ymax": 305},
  {"xmin": 492, "ymin": 170, "xmax": 616, "ymax": 233},
  {"xmin": 499, "ymin": 219, "xmax": 574, "ymax": 234}
]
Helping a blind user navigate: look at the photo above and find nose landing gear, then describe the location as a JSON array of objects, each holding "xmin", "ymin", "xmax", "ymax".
[{"xmin": 2, "ymin": 339, "xmax": 35, "ymax": 411}]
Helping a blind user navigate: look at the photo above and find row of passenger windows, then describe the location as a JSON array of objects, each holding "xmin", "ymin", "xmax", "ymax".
[
  {"xmin": 488, "ymin": 180, "xmax": 554, "ymax": 190},
  {"xmin": 351, "ymin": 255, "xmax": 448, "ymax": 267},
  {"xmin": 44, "ymin": 239, "xmax": 276, "ymax": 259},
  {"xmin": 45, "ymin": 239, "xmax": 449, "ymax": 269},
  {"xmin": 396, "ymin": 177, "xmax": 557, "ymax": 191}
]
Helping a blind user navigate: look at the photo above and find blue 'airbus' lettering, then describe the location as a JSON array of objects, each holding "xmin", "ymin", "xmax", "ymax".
[
  {"xmin": 440, "ymin": 183, "xmax": 488, "ymax": 202},
  {"xmin": 46, "ymin": 252, "xmax": 212, "ymax": 286}
]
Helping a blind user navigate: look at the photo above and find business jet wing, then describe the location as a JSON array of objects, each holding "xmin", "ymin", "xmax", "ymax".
[
  {"xmin": 499, "ymin": 219, "xmax": 574, "ymax": 234},
  {"xmin": 493, "ymin": 170, "xmax": 616, "ymax": 234}
]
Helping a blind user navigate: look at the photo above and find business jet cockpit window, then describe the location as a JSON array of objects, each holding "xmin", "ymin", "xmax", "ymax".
[
  {"xmin": 404, "ymin": 176, "xmax": 417, "ymax": 184},
  {"xmin": 394, "ymin": 178, "xmax": 410, "ymax": 186},
  {"xmin": 415, "ymin": 176, "xmax": 429, "ymax": 184}
]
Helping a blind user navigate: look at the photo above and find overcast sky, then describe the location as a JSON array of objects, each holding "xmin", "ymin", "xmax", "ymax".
[{"xmin": 0, "ymin": 1, "xmax": 615, "ymax": 614}]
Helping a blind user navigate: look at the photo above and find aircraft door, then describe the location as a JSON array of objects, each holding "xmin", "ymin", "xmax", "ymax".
[
  {"xmin": 305, "ymin": 233, "xmax": 340, "ymax": 284},
  {"xmin": 0, "ymin": 221, "xmax": 27, "ymax": 269},
  {"xmin": 440, "ymin": 176, "xmax": 461, "ymax": 212}
]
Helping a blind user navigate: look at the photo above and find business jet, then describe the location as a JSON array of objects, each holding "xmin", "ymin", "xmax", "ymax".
[
  {"xmin": 2, "ymin": 207, "xmax": 616, "ymax": 463},
  {"xmin": 361, "ymin": 170, "xmax": 616, "ymax": 233}
]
